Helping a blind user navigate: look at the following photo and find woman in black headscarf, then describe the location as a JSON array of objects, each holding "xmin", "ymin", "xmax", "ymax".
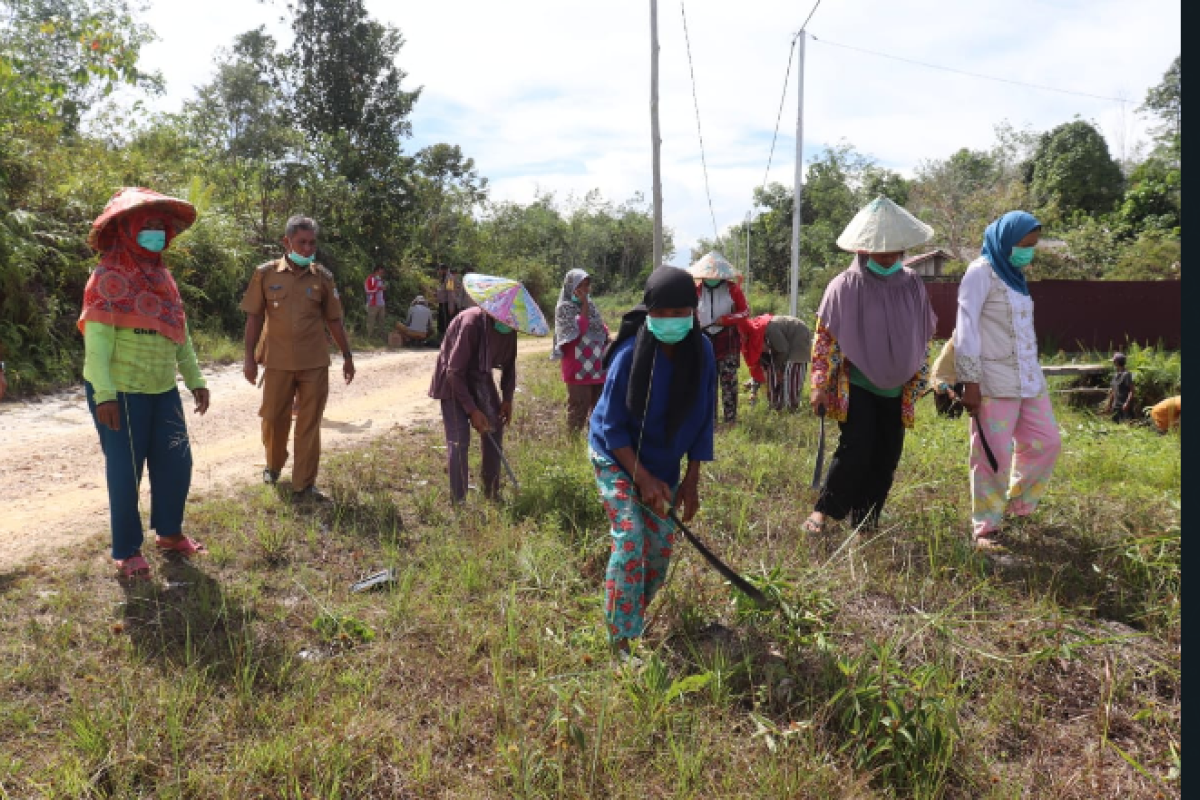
[{"xmin": 587, "ymin": 267, "xmax": 717, "ymax": 655}]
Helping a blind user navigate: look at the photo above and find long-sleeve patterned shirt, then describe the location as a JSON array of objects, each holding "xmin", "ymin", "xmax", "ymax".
[{"xmin": 808, "ymin": 319, "xmax": 930, "ymax": 428}]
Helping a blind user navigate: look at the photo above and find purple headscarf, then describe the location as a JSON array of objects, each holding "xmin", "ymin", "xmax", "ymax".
[{"xmin": 816, "ymin": 255, "xmax": 937, "ymax": 389}]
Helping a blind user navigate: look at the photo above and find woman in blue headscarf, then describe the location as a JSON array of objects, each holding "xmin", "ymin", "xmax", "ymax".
[{"xmin": 954, "ymin": 211, "xmax": 1061, "ymax": 550}]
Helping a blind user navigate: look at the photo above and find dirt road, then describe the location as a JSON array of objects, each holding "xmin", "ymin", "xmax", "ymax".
[{"xmin": 0, "ymin": 340, "xmax": 552, "ymax": 570}]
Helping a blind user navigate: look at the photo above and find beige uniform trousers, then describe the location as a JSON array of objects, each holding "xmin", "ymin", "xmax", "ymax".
[{"xmin": 261, "ymin": 366, "xmax": 329, "ymax": 491}]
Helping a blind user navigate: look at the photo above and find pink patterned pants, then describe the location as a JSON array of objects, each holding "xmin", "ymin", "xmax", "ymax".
[{"xmin": 970, "ymin": 395, "xmax": 1061, "ymax": 538}]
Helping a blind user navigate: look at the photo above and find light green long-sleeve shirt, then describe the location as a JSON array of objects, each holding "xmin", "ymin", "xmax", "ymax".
[{"xmin": 83, "ymin": 321, "xmax": 206, "ymax": 404}]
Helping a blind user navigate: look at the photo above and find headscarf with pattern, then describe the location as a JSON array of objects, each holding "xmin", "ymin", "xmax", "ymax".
[
  {"xmin": 77, "ymin": 207, "xmax": 187, "ymax": 344},
  {"xmin": 553, "ymin": 269, "xmax": 608, "ymax": 364}
]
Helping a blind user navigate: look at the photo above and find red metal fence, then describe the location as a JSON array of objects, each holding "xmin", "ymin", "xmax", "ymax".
[{"xmin": 925, "ymin": 280, "xmax": 1181, "ymax": 351}]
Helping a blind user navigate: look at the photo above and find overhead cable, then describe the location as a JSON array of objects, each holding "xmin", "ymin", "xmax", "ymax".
[
  {"xmin": 810, "ymin": 35, "xmax": 1130, "ymax": 104},
  {"xmin": 679, "ymin": 0, "xmax": 720, "ymax": 241}
]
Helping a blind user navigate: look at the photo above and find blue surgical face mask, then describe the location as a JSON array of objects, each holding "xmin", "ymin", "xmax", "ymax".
[
  {"xmin": 703, "ymin": 279, "xmax": 723, "ymax": 288},
  {"xmin": 645, "ymin": 315, "xmax": 693, "ymax": 344},
  {"xmin": 136, "ymin": 230, "xmax": 167, "ymax": 252},
  {"xmin": 289, "ymin": 251, "xmax": 315, "ymax": 267},
  {"xmin": 569, "ymin": 295, "xmax": 582, "ymax": 305},
  {"xmin": 1010, "ymin": 246, "xmax": 1036, "ymax": 268},
  {"xmin": 866, "ymin": 257, "xmax": 903, "ymax": 276},
  {"xmin": 494, "ymin": 321, "xmax": 514, "ymax": 334}
]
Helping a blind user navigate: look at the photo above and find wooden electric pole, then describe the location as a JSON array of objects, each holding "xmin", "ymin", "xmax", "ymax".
[{"xmin": 650, "ymin": 0, "xmax": 664, "ymax": 269}]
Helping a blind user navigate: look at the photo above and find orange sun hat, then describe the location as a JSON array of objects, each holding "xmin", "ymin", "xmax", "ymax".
[{"xmin": 87, "ymin": 187, "xmax": 197, "ymax": 251}]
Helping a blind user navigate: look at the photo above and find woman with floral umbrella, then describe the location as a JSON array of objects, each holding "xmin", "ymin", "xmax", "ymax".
[
  {"xmin": 79, "ymin": 187, "xmax": 211, "ymax": 579},
  {"xmin": 427, "ymin": 274, "xmax": 547, "ymax": 502}
]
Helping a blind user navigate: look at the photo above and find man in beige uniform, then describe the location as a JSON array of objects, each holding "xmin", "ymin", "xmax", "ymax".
[{"xmin": 241, "ymin": 215, "xmax": 355, "ymax": 500}]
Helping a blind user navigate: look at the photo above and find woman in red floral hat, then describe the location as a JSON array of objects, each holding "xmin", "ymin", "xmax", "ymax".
[{"xmin": 79, "ymin": 188, "xmax": 211, "ymax": 579}]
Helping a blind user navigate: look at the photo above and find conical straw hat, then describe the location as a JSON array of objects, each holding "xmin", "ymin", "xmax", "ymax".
[
  {"xmin": 687, "ymin": 251, "xmax": 740, "ymax": 280},
  {"xmin": 88, "ymin": 187, "xmax": 197, "ymax": 251},
  {"xmin": 836, "ymin": 195, "xmax": 934, "ymax": 253}
]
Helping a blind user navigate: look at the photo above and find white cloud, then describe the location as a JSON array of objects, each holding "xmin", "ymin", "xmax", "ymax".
[{"xmin": 135, "ymin": 0, "xmax": 1181, "ymax": 265}]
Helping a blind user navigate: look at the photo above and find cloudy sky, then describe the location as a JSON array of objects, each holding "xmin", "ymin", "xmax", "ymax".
[{"xmin": 133, "ymin": 0, "xmax": 1180, "ymax": 264}]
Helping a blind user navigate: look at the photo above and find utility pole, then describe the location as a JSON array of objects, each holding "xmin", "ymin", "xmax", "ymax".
[
  {"xmin": 650, "ymin": 0, "xmax": 664, "ymax": 270},
  {"xmin": 788, "ymin": 31, "xmax": 806, "ymax": 316},
  {"xmin": 745, "ymin": 211, "xmax": 752, "ymax": 293}
]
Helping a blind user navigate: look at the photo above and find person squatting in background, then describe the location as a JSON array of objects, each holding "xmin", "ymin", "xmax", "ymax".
[
  {"xmin": 588, "ymin": 266, "xmax": 716, "ymax": 656},
  {"xmin": 930, "ymin": 336, "xmax": 966, "ymax": 418},
  {"xmin": 79, "ymin": 187, "xmax": 211, "ymax": 579},
  {"xmin": 394, "ymin": 295, "xmax": 434, "ymax": 346}
]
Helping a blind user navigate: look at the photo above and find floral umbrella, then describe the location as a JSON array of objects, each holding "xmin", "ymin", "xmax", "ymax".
[
  {"xmin": 687, "ymin": 251, "xmax": 740, "ymax": 281},
  {"xmin": 463, "ymin": 274, "xmax": 550, "ymax": 336}
]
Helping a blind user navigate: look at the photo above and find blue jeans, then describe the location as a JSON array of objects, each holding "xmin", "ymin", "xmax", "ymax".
[{"xmin": 86, "ymin": 383, "xmax": 193, "ymax": 560}]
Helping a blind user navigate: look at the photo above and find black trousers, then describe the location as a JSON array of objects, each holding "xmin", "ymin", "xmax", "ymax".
[
  {"xmin": 437, "ymin": 303, "xmax": 450, "ymax": 339},
  {"xmin": 814, "ymin": 384, "xmax": 906, "ymax": 528}
]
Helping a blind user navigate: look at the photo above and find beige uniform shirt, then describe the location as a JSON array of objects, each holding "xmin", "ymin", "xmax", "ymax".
[{"xmin": 240, "ymin": 258, "xmax": 344, "ymax": 371}]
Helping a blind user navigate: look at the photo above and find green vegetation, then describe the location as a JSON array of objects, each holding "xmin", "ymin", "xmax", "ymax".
[
  {"xmin": 0, "ymin": 0, "xmax": 1181, "ymax": 394},
  {"xmin": 0, "ymin": 354, "xmax": 1179, "ymax": 797}
]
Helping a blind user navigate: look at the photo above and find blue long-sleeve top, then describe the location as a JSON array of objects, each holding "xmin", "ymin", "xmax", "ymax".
[{"xmin": 588, "ymin": 335, "xmax": 717, "ymax": 487}]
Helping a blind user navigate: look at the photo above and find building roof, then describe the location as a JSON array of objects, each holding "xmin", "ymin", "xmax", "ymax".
[{"xmin": 903, "ymin": 249, "xmax": 954, "ymax": 267}]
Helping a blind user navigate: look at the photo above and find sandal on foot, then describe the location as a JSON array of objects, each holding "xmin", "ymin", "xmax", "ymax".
[
  {"xmin": 115, "ymin": 554, "xmax": 151, "ymax": 579},
  {"xmin": 802, "ymin": 514, "xmax": 825, "ymax": 534},
  {"xmin": 156, "ymin": 535, "xmax": 207, "ymax": 556}
]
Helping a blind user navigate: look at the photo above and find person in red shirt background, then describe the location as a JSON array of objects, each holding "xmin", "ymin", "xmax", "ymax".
[{"xmin": 364, "ymin": 266, "xmax": 387, "ymax": 339}]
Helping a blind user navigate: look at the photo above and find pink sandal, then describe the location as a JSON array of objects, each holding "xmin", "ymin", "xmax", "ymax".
[
  {"xmin": 115, "ymin": 554, "xmax": 151, "ymax": 579},
  {"xmin": 155, "ymin": 535, "xmax": 207, "ymax": 556}
]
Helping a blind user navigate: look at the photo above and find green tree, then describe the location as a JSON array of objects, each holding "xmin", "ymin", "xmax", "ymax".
[
  {"xmin": 183, "ymin": 28, "xmax": 305, "ymax": 244},
  {"xmin": 1139, "ymin": 55, "xmax": 1180, "ymax": 164},
  {"xmin": 286, "ymin": 0, "xmax": 420, "ymax": 180},
  {"xmin": 1115, "ymin": 157, "xmax": 1180, "ymax": 236},
  {"xmin": 409, "ymin": 143, "xmax": 489, "ymax": 266},
  {"xmin": 910, "ymin": 148, "xmax": 998, "ymax": 261},
  {"xmin": 1026, "ymin": 119, "xmax": 1124, "ymax": 216},
  {"xmin": 0, "ymin": 0, "xmax": 161, "ymax": 131}
]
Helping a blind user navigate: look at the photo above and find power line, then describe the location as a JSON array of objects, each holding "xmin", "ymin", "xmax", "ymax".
[
  {"xmin": 799, "ymin": 0, "xmax": 822, "ymax": 32},
  {"xmin": 679, "ymin": 0, "xmax": 719, "ymax": 242},
  {"xmin": 758, "ymin": 1, "xmax": 819, "ymax": 208},
  {"xmin": 810, "ymin": 35, "xmax": 1130, "ymax": 104},
  {"xmin": 760, "ymin": 32, "xmax": 800, "ymax": 196}
]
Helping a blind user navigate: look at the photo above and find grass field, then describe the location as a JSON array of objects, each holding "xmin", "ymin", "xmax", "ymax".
[{"xmin": 0, "ymin": 351, "xmax": 1180, "ymax": 799}]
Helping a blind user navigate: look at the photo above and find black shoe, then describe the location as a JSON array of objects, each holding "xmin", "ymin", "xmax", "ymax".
[
  {"xmin": 263, "ymin": 469, "xmax": 280, "ymax": 485},
  {"xmin": 292, "ymin": 486, "xmax": 329, "ymax": 503}
]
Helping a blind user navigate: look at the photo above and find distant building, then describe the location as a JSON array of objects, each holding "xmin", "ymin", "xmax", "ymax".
[{"xmin": 904, "ymin": 249, "xmax": 954, "ymax": 280}]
